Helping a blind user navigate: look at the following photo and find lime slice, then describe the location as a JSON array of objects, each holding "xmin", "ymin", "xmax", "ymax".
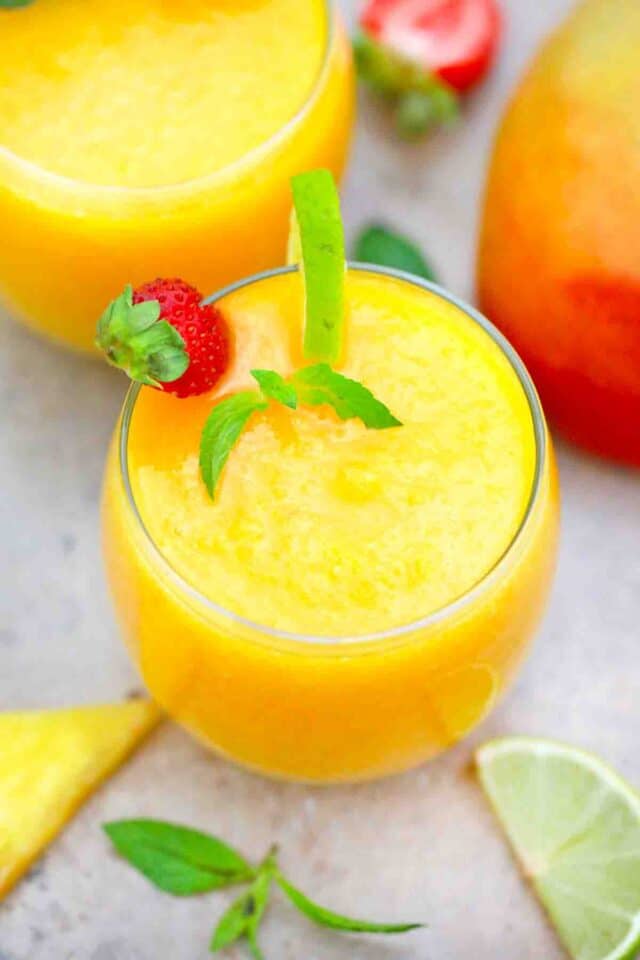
[
  {"xmin": 290, "ymin": 169, "xmax": 345, "ymax": 364},
  {"xmin": 477, "ymin": 738, "xmax": 640, "ymax": 960},
  {"xmin": 286, "ymin": 208, "xmax": 302, "ymax": 266}
]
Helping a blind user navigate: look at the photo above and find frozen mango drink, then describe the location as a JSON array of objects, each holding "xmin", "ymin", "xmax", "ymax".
[
  {"xmin": 0, "ymin": 0, "xmax": 352, "ymax": 350},
  {"xmin": 101, "ymin": 172, "xmax": 558, "ymax": 782}
]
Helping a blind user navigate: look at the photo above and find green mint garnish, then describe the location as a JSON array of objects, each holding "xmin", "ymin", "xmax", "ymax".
[
  {"xmin": 102, "ymin": 820, "xmax": 253, "ymax": 895},
  {"xmin": 353, "ymin": 224, "xmax": 438, "ymax": 283},
  {"xmin": 104, "ymin": 820, "xmax": 423, "ymax": 958},
  {"xmin": 250, "ymin": 369, "xmax": 297, "ymax": 409},
  {"xmin": 291, "ymin": 363, "xmax": 402, "ymax": 429},
  {"xmin": 353, "ymin": 33, "xmax": 459, "ymax": 138},
  {"xmin": 290, "ymin": 169, "xmax": 345, "ymax": 364},
  {"xmin": 96, "ymin": 284, "xmax": 188, "ymax": 387},
  {"xmin": 199, "ymin": 392, "xmax": 268, "ymax": 499},
  {"xmin": 198, "ymin": 170, "xmax": 402, "ymax": 500}
]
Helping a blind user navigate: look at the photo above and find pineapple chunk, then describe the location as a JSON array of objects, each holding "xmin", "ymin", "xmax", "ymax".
[{"xmin": 0, "ymin": 700, "xmax": 160, "ymax": 899}]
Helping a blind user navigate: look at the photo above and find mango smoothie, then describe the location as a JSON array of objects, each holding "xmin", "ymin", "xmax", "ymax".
[
  {"xmin": 102, "ymin": 265, "xmax": 559, "ymax": 782},
  {"xmin": 0, "ymin": 0, "xmax": 352, "ymax": 349}
]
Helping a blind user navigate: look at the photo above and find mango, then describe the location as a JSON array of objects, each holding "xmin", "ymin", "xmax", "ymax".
[
  {"xmin": 477, "ymin": 0, "xmax": 640, "ymax": 464},
  {"xmin": 0, "ymin": 700, "xmax": 160, "ymax": 899}
]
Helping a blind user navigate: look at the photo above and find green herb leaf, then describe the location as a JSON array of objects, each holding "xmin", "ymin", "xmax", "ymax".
[
  {"xmin": 210, "ymin": 870, "xmax": 272, "ymax": 958},
  {"xmin": 210, "ymin": 890, "xmax": 253, "ymax": 952},
  {"xmin": 291, "ymin": 363, "xmax": 402, "ymax": 429},
  {"xmin": 199, "ymin": 391, "xmax": 267, "ymax": 498},
  {"xmin": 251, "ymin": 369, "xmax": 297, "ymax": 409},
  {"xmin": 353, "ymin": 225, "xmax": 437, "ymax": 282},
  {"xmin": 290, "ymin": 170, "xmax": 345, "ymax": 364},
  {"xmin": 103, "ymin": 820, "xmax": 253, "ymax": 896},
  {"xmin": 276, "ymin": 874, "xmax": 424, "ymax": 935},
  {"xmin": 0, "ymin": 0, "xmax": 36, "ymax": 7}
]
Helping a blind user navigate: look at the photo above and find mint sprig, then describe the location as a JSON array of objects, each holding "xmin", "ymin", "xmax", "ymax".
[
  {"xmin": 104, "ymin": 820, "xmax": 423, "ymax": 958},
  {"xmin": 199, "ymin": 364, "xmax": 401, "ymax": 497}
]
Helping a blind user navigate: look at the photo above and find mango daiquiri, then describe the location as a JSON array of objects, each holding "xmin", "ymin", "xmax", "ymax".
[
  {"xmin": 0, "ymin": 0, "xmax": 353, "ymax": 350},
  {"xmin": 100, "ymin": 172, "xmax": 559, "ymax": 782}
]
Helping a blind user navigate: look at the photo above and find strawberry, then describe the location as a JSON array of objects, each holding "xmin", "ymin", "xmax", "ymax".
[
  {"xmin": 96, "ymin": 278, "xmax": 230, "ymax": 398},
  {"xmin": 355, "ymin": 0, "xmax": 502, "ymax": 137}
]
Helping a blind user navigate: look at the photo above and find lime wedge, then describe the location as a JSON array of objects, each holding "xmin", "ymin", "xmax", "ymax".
[
  {"xmin": 477, "ymin": 738, "xmax": 640, "ymax": 960},
  {"xmin": 290, "ymin": 169, "xmax": 345, "ymax": 364},
  {"xmin": 286, "ymin": 208, "xmax": 302, "ymax": 266}
]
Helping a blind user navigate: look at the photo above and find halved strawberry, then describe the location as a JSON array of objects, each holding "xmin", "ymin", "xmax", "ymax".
[{"xmin": 356, "ymin": 0, "xmax": 502, "ymax": 136}]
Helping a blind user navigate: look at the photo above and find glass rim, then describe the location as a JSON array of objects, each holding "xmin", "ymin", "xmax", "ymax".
[
  {"xmin": 118, "ymin": 262, "xmax": 548, "ymax": 648},
  {"xmin": 0, "ymin": 0, "xmax": 336, "ymax": 198}
]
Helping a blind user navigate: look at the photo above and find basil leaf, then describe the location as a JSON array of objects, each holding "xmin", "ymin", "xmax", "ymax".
[
  {"xmin": 199, "ymin": 391, "xmax": 267, "ymax": 498},
  {"xmin": 276, "ymin": 874, "xmax": 423, "ymax": 935},
  {"xmin": 103, "ymin": 820, "xmax": 253, "ymax": 896},
  {"xmin": 292, "ymin": 363, "xmax": 402, "ymax": 429},
  {"xmin": 353, "ymin": 224, "xmax": 437, "ymax": 282},
  {"xmin": 251, "ymin": 369, "xmax": 297, "ymax": 409}
]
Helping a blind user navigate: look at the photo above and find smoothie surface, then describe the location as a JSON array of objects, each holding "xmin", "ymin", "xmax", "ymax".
[
  {"xmin": 0, "ymin": 0, "xmax": 327, "ymax": 187},
  {"xmin": 126, "ymin": 271, "xmax": 537, "ymax": 637}
]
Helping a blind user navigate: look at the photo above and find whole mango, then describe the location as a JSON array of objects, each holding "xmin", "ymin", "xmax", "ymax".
[{"xmin": 477, "ymin": 0, "xmax": 640, "ymax": 465}]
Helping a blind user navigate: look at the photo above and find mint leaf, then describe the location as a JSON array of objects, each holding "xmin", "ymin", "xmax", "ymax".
[
  {"xmin": 199, "ymin": 391, "xmax": 267, "ymax": 498},
  {"xmin": 251, "ymin": 369, "xmax": 297, "ymax": 409},
  {"xmin": 210, "ymin": 871, "xmax": 272, "ymax": 958},
  {"xmin": 276, "ymin": 874, "xmax": 423, "ymax": 935},
  {"xmin": 290, "ymin": 170, "xmax": 345, "ymax": 364},
  {"xmin": 353, "ymin": 225, "xmax": 437, "ymax": 282},
  {"xmin": 291, "ymin": 364, "xmax": 402, "ymax": 429},
  {"xmin": 103, "ymin": 820, "xmax": 253, "ymax": 896}
]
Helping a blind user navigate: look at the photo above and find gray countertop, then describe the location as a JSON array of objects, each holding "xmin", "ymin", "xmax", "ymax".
[{"xmin": 1, "ymin": 2, "xmax": 639, "ymax": 957}]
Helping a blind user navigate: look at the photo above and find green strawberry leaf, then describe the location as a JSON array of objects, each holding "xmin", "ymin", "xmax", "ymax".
[
  {"xmin": 103, "ymin": 820, "xmax": 254, "ymax": 896},
  {"xmin": 251, "ymin": 369, "xmax": 297, "ymax": 409},
  {"xmin": 199, "ymin": 391, "xmax": 268, "ymax": 498},
  {"xmin": 353, "ymin": 225, "xmax": 437, "ymax": 282},
  {"xmin": 353, "ymin": 33, "xmax": 459, "ymax": 139},
  {"xmin": 95, "ymin": 285, "xmax": 187, "ymax": 386},
  {"xmin": 276, "ymin": 874, "xmax": 424, "ymax": 935},
  {"xmin": 291, "ymin": 363, "xmax": 402, "ymax": 429},
  {"xmin": 290, "ymin": 170, "xmax": 345, "ymax": 364}
]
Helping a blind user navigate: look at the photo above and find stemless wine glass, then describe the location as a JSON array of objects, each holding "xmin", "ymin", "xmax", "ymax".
[
  {"xmin": 0, "ymin": 1, "xmax": 353, "ymax": 351},
  {"xmin": 102, "ymin": 265, "xmax": 560, "ymax": 784}
]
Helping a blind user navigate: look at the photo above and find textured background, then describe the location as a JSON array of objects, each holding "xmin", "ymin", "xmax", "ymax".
[{"xmin": 1, "ymin": 1, "xmax": 639, "ymax": 958}]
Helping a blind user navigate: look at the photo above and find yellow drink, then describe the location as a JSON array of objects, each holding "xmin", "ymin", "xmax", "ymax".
[
  {"xmin": 0, "ymin": 0, "xmax": 352, "ymax": 349},
  {"xmin": 103, "ymin": 267, "xmax": 559, "ymax": 782}
]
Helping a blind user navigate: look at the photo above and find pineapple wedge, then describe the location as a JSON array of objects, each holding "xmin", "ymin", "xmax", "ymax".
[{"xmin": 0, "ymin": 700, "xmax": 160, "ymax": 899}]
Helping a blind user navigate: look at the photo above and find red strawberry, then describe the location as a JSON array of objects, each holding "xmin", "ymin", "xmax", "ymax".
[
  {"xmin": 355, "ymin": 0, "xmax": 501, "ymax": 137},
  {"xmin": 360, "ymin": 0, "xmax": 501, "ymax": 93},
  {"xmin": 96, "ymin": 278, "xmax": 230, "ymax": 398}
]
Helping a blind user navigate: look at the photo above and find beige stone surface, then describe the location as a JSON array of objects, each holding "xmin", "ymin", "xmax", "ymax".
[{"xmin": 1, "ymin": 1, "xmax": 638, "ymax": 957}]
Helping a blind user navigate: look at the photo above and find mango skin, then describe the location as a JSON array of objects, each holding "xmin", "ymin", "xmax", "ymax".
[{"xmin": 477, "ymin": 0, "xmax": 640, "ymax": 465}]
